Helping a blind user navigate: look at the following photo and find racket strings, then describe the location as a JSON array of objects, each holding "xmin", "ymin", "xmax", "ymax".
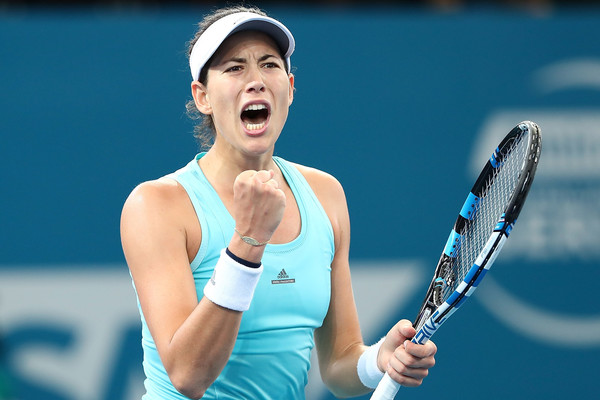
[{"xmin": 443, "ymin": 132, "xmax": 529, "ymax": 300}]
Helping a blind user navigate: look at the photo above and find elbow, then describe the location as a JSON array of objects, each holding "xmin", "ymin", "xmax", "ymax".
[
  {"xmin": 170, "ymin": 375, "xmax": 206, "ymax": 400},
  {"xmin": 320, "ymin": 371, "xmax": 355, "ymax": 399},
  {"xmin": 163, "ymin": 345, "xmax": 227, "ymax": 398},
  {"xmin": 176, "ymin": 388, "xmax": 205, "ymax": 400},
  {"xmin": 324, "ymin": 384, "xmax": 354, "ymax": 399},
  {"xmin": 169, "ymin": 367, "xmax": 212, "ymax": 400}
]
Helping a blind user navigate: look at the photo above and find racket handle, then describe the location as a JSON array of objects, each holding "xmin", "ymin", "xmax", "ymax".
[{"xmin": 370, "ymin": 372, "xmax": 401, "ymax": 400}]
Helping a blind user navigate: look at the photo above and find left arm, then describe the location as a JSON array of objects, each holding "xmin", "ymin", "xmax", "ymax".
[
  {"xmin": 304, "ymin": 166, "xmax": 366, "ymax": 397},
  {"xmin": 301, "ymin": 166, "xmax": 436, "ymax": 397}
]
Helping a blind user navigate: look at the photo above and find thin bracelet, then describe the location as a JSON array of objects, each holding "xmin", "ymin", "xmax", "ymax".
[{"xmin": 234, "ymin": 228, "xmax": 270, "ymax": 247}]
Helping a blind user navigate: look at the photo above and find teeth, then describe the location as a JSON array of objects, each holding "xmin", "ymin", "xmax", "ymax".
[
  {"xmin": 244, "ymin": 103, "xmax": 267, "ymax": 111},
  {"xmin": 245, "ymin": 121, "xmax": 266, "ymax": 131},
  {"xmin": 242, "ymin": 104, "xmax": 268, "ymax": 131}
]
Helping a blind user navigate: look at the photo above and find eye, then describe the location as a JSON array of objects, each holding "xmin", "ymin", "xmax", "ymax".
[
  {"xmin": 262, "ymin": 62, "xmax": 279, "ymax": 69},
  {"xmin": 225, "ymin": 65, "xmax": 243, "ymax": 73}
]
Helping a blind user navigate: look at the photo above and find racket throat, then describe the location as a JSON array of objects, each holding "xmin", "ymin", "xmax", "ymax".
[{"xmin": 414, "ymin": 307, "xmax": 432, "ymax": 331}]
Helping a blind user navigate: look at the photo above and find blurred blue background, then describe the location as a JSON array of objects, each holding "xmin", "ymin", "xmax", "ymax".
[{"xmin": 1, "ymin": 1, "xmax": 600, "ymax": 399}]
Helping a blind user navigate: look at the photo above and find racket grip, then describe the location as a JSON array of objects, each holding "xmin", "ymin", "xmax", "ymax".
[{"xmin": 370, "ymin": 372, "xmax": 400, "ymax": 400}]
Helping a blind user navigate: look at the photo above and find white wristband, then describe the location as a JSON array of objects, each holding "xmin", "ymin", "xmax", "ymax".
[
  {"xmin": 357, "ymin": 337, "xmax": 385, "ymax": 389},
  {"xmin": 203, "ymin": 249, "xmax": 263, "ymax": 312}
]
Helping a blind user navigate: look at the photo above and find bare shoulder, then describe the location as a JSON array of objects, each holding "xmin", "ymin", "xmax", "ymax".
[
  {"xmin": 123, "ymin": 177, "xmax": 187, "ymax": 214},
  {"xmin": 292, "ymin": 163, "xmax": 346, "ymax": 203},
  {"xmin": 121, "ymin": 177, "xmax": 194, "ymax": 235},
  {"xmin": 121, "ymin": 176, "xmax": 200, "ymax": 272}
]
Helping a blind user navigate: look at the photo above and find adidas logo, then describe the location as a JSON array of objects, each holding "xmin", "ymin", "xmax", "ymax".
[
  {"xmin": 271, "ymin": 268, "xmax": 295, "ymax": 285},
  {"xmin": 278, "ymin": 269, "xmax": 289, "ymax": 279}
]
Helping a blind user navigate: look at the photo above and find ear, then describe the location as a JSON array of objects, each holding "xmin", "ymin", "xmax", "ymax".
[
  {"xmin": 191, "ymin": 81, "xmax": 212, "ymax": 115},
  {"xmin": 287, "ymin": 73, "xmax": 295, "ymax": 106}
]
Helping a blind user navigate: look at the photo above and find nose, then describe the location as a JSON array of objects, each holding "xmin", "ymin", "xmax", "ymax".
[
  {"xmin": 246, "ymin": 81, "xmax": 266, "ymax": 93},
  {"xmin": 245, "ymin": 66, "xmax": 266, "ymax": 93}
]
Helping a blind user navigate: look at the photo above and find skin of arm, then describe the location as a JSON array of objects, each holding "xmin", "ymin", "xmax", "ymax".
[
  {"xmin": 121, "ymin": 179, "xmax": 241, "ymax": 399},
  {"xmin": 121, "ymin": 168, "xmax": 285, "ymax": 399},
  {"xmin": 299, "ymin": 165, "xmax": 367, "ymax": 397},
  {"xmin": 304, "ymin": 166, "xmax": 436, "ymax": 398}
]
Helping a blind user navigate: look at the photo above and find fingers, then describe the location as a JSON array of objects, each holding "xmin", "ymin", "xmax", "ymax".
[
  {"xmin": 256, "ymin": 170, "xmax": 285, "ymax": 201},
  {"xmin": 384, "ymin": 337, "xmax": 437, "ymax": 387},
  {"xmin": 404, "ymin": 339, "xmax": 437, "ymax": 359},
  {"xmin": 264, "ymin": 178, "xmax": 279, "ymax": 189},
  {"xmin": 235, "ymin": 169, "xmax": 269, "ymax": 186},
  {"xmin": 232, "ymin": 169, "xmax": 286, "ymax": 243},
  {"xmin": 261, "ymin": 171, "xmax": 280, "ymax": 190},
  {"xmin": 252, "ymin": 169, "xmax": 275, "ymax": 184},
  {"xmin": 236, "ymin": 170, "xmax": 280, "ymax": 192},
  {"xmin": 386, "ymin": 359, "xmax": 429, "ymax": 387},
  {"xmin": 398, "ymin": 341, "xmax": 436, "ymax": 375}
]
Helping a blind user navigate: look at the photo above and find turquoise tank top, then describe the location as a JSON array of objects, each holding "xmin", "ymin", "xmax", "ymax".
[{"xmin": 137, "ymin": 154, "xmax": 335, "ymax": 399}]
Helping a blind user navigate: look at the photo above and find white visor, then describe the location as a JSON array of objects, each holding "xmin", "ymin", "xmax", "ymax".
[{"xmin": 189, "ymin": 12, "xmax": 295, "ymax": 81}]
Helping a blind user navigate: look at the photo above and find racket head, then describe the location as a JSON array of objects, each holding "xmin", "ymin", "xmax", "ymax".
[
  {"xmin": 370, "ymin": 121, "xmax": 541, "ymax": 400},
  {"xmin": 501, "ymin": 121, "xmax": 542, "ymax": 223},
  {"xmin": 472, "ymin": 120, "xmax": 542, "ymax": 224},
  {"xmin": 413, "ymin": 120, "xmax": 542, "ymax": 331}
]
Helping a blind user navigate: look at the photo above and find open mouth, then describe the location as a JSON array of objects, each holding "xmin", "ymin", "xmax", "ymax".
[{"xmin": 241, "ymin": 103, "xmax": 270, "ymax": 132}]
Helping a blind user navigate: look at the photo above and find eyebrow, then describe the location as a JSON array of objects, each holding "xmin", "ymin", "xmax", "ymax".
[{"xmin": 221, "ymin": 54, "xmax": 280, "ymax": 65}]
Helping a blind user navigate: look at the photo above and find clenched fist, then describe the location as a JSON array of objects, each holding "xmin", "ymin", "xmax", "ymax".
[{"xmin": 232, "ymin": 169, "xmax": 286, "ymax": 246}]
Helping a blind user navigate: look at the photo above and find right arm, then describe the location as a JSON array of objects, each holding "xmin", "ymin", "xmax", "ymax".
[
  {"xmin": 120, "ymin": 170, "xmax": 284, "ymax": 399},
  {"xmin": 121, "ymin": 179, "xmax": 242, "ymax": 399}
]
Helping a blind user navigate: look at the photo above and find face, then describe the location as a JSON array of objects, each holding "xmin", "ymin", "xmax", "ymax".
[{"xmin": 192, "ymin": 31, "xmax": 294, "ymax": 158}]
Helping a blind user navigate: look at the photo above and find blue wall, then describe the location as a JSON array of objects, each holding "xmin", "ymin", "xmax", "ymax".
[{"xmin": 1, "ymin": 5, "xmax": 599, "ymax": 400}]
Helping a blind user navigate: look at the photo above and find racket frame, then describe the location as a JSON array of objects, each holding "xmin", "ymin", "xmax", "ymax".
[
  {"xmin": 413, "ymin": 121, "xmax": 541, "ymax": 338},
  {"xmin": 370, "ymin": 121, "xmax": 541, "ymax": 400}
]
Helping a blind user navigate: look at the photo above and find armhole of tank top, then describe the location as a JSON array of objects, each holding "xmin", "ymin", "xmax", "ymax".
[
  {"xmin": 165, "ymin": 175, "xmax": 208, "ymax": 273},
  {"xmin": 274, "ymin": 157, "xmax": 335, "ymax": 253}
]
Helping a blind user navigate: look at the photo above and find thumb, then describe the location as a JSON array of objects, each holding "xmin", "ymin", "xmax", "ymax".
[
  {"xmin": 385, "ymin": 319, "xmax": 416, "ymax": 350},
  {"xmin": 377, "ymin": 320, "xmax": 415, "ymax": 372},
  {"xmin": 397, "ymin": 320, "xmax": 417, "ymax": 342}
]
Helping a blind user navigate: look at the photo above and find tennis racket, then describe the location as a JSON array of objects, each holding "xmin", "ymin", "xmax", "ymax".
[{"xmin": 370, "ymin": 120, "xmax": 542, "ymax": 400}]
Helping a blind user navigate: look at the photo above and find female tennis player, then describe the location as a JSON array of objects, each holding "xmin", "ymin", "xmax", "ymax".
[{"xmin": 120, "ymin": 5, "xmax": 436, "ymax": 399}]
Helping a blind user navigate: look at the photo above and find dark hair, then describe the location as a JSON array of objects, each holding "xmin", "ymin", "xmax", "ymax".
[{"xmin": 185, "ymin": 5, "xmax": 274, "ymax": 149}]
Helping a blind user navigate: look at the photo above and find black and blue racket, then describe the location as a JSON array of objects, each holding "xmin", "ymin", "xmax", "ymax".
[{"xmin": 371, "ymin": 121, "xmax": 542, "ymax": 400}]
